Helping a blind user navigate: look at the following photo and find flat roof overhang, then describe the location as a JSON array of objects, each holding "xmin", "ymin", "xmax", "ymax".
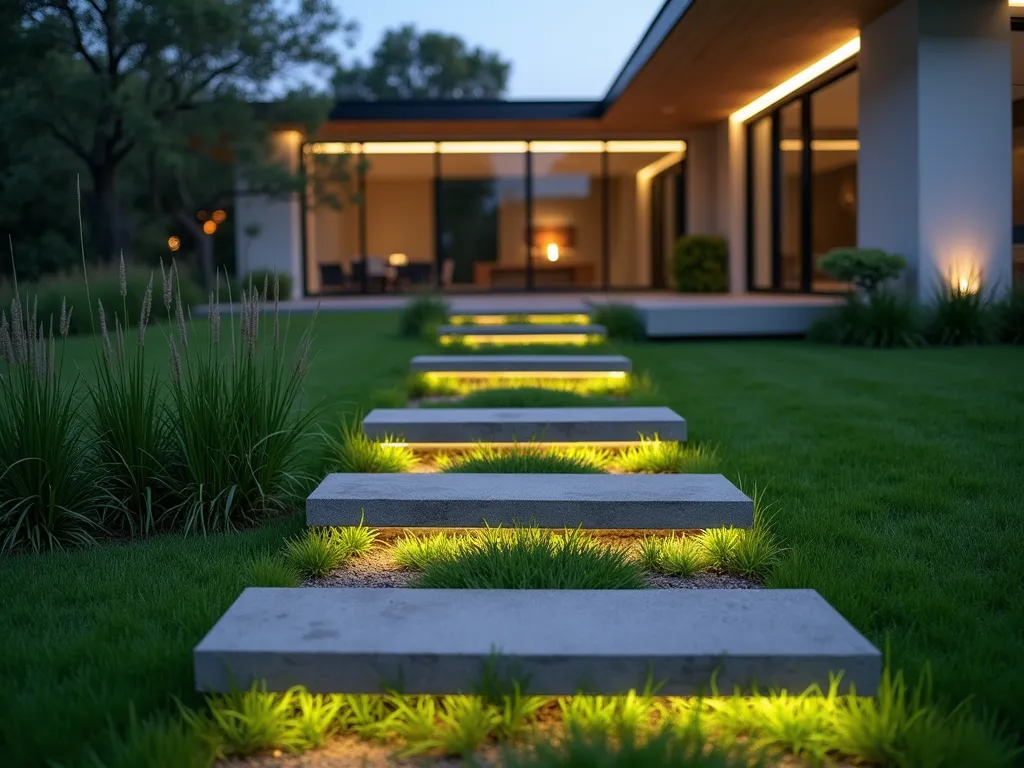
[{"xmin": 312, "ymin": 0, "xmax": 914, "ymax": 140}]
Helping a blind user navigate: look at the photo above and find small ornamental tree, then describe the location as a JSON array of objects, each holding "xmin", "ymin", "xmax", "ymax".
[{"xmin": 819, "ymin": 247, "xmax": 907, "ymax": 297}]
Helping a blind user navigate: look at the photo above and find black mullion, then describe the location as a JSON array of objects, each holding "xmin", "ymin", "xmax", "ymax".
[
  {"xmin": 770, "ymin": 111, "xmax": 782, "ymax": 291},
  {"xmin": 601, "ymin": 147, "xmax": 610, "ymax": 290},
  {"xmin": 433, "ymin": 147, "xmax": 443, "ymax": 290},
  {"xmin": 357, "ymin": 160, "xmax": 368, "ymax": 293},
  {"xmin": 525, "ymin": 147, "xmax": 534, "ymax": 291},
  {"xmin": 800, "ymin": 93, "xmax": 814, "ymax": 293}
]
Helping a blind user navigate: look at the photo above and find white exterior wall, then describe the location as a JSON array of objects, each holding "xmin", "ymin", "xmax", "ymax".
[
  {"xmin": 684, "ymin": 120, "xmax": 747, "ymax": 293},
  {"xmin": 234, "ymin": 130, "xmax": 304, "ymax": 300},
  {"xmin": 859, "ymin": 0, "xmax": 1012, "ymax": 300}
]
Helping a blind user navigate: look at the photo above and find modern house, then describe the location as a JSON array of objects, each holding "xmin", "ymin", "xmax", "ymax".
[{"xmin": 237, "ymin": 0, "xmax": 1022, "ymax": 304}]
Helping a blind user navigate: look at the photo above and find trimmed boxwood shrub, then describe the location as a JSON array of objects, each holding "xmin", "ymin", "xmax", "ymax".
[
  {"xmin": 672, "ymin": 235, "xmax": 728, "ymax": 292},
  {"xmin": 819, "ymin": 247, "xmax": 906, "ymax": 296}
]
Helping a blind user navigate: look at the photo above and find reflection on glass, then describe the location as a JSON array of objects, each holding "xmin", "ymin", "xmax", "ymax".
[
  {"xmin": 363, "ymin": 151, "xmax": 435, "ymax": 291},
  {"xmin": 779, "ymin": 101, "xmax": 803, "ymax": 290},
  {"xmin": 304, "ymin": 152, "xmax": 362, "ymax": 295},
  {"xmin": 810, "ymin": 72, "xmax": 859, "ymax": 291},
  {"xmin": 750, "ymin": 117, "xmax": 773, "ymax": 289},
  {"xmin": 439, "ymin": 151, "xmax": 527, "ymax": 290},
  {"xmin": 531, "ymin": 151, "xmax": 603, "ymax": 289}
]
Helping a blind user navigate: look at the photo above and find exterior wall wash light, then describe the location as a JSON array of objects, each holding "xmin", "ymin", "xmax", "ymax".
[{"xmin": 949, "ymin": 266, "xmax": 982, "ymax": 295}]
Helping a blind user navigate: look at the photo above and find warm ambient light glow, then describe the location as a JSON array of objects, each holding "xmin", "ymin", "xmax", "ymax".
[
  {"xmin": 731, "ymin": 38, "xmax": 862, "ymax": 123},
  {"xmin": 950, "ymin": 266, "xmax": 981, "ymax": 294},
  {"xmin": 637, "ymin": 151, "xmax": 685, "ymax": 182},
  {"xmin": 167, "ymin": 236, "xmax": 181, "ymax": 252},
  {"xmin": 388, "ymin": 252, "xmax": 409, "ymax": 267},
  {"xmin": 385, "ymin": 439, "xmax": 651, "ymax": 451},
  {"xmin": 779, "ymin": 139, "xmax": 861, "ymax": 152},
  {"xmin": 546, "ymin": 243, "xmax": 560, "ymax": 262},
  {"xmin": 448, "ymin": 313, "xmax": 592, "ymax": 325},
  {"xmin": 212, "ymin": 209, "xmax": 227, "ymax": 223},
  {"xmin": 202, "ymin": 220, "xmax": 217, "ymax": 235},
  {"xmin": 423, "ymin": 370, "xmax": 627, "ymax": 381},
  {"xmin": 308, "ymin": 140, "xmax": 686, "ymax": 156},
  {"xmin": 440, "ymin": 333, "xmax": 596, "ymax": 347}
]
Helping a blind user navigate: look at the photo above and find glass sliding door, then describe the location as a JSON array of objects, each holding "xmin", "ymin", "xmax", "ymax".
[
  {"xmin": 810, "ymin": 72, "xmax": 859, "ymax": 291},
  {"xmin": 438, "ymin": 142, "xmax": 528, "ymax": 291},
  {"xmin": 744, "ymin": 67, "xmax": 859, "ymax": 294}
]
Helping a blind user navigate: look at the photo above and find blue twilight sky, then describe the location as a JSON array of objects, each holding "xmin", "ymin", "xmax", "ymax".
[{"xmin": 334, "ymin": 0, "xmax": 665, "ymax": 99}]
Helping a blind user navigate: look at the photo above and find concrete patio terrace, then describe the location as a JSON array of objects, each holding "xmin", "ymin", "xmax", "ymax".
[{"xmin": 199, "ymin": 292, "xmax": 844, "ymax": 338}]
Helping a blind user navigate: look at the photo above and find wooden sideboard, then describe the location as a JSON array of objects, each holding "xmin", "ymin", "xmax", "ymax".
[{"xmin": 474, "ymin": 261, "xmax": 596, "ymax": 289}]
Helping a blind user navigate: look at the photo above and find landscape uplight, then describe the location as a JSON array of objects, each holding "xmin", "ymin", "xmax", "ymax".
[
  {"xmin": 167, "ymin": 236, "xmax": 181, "ymax": 252},
  {"xmin": 202, "ymin": 220, "xmax": 217, "ymax": 235}
]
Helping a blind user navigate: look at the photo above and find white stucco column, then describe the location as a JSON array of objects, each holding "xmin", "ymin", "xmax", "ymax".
[
  {"xmin": 858, "ymin": 0, "xmax": 1012, "ymax": 301},
  {"xmin": 685, "ymin": 119, "xmax": 747, "ymax": 293},
  {"xmin": 234, "ymin": 130, "xmax": 304, "ymax": 299}
]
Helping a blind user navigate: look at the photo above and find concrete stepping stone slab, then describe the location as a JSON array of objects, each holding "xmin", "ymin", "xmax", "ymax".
[
  {"xmin": 306, "ymin": 473, "xmax": 752, "ymax": 529},
  {"xmin": 362, "ymin": 406, "xmax": 685, "ymax": 445},
  {"xmin": 195, "ymin": 587, "xmax": 882, "ymax": 696},
  {"xmin": 410, "ymin": 354, "xmax": 632, "ymax": 375}
]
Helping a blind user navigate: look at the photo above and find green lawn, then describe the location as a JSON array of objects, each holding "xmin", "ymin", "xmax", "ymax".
[{"xmin": 2, "ymin": 311, "xmax": 1023, "ymax": 766}]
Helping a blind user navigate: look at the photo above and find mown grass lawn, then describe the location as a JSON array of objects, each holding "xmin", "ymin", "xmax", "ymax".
[{"xmin": 1, "ymin": 311, "xmax": 1023, "ymax": 767}]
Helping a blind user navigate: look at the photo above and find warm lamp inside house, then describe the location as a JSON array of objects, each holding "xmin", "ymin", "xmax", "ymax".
[
  {"xmin": 546, "ymin": 243, "xmax": 560, "ymax": 262},
  {"xmin": 389, "ymin": 252, "xmax": 409, "ymax": 267}
]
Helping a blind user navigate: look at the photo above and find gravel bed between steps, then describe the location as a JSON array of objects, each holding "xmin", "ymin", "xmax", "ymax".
[{"xmin": 304, "ymin": 536, "xmax": 762, "ymax": 591}]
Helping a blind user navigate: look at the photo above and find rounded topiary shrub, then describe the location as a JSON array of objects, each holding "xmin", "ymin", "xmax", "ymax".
[
  {"xmin": 672, "ymin": 235, "xmax": 728, "ymax": 292},
  {"xmin": 818, "ymin": 247, "xmax": 906, "ymax": 296}
]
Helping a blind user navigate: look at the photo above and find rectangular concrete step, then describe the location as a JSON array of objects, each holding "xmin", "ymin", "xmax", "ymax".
[
  {"xmin": 195, "ymin": 588, "xmax": 882, "ymax": 696},
  {"xmin": 438, "ymin": 323, "xmax": 606, "ymax": 340},
  {"xmin": 307, "ymin": 473, "xmax": 751, "ymax": 529},
  {"xmin": 362, "ymin": 406, "xmax": 684, "ymax": 445},
  {"xmin": 410, "ymin": 354, "xmax": 632, "ymax": 375}
]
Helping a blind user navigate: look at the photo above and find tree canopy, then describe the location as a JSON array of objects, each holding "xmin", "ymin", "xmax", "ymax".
[
  {"xmin": 333, "ymin": 24, "xmax": 510, "ymax": 100},
  {"xmin": 1, "ymin": 3, "xmax": 512, "ymax": 286}
]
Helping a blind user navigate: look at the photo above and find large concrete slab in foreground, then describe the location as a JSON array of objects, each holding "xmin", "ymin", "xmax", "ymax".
[
  {"xmin": 438, "ymin": 323, "xmax": 606, "ymax": 337},
  {"xmin": 410, "ymin": 354, "xmax": 632, "ymax": 374},
  {"xmin": 362, "ymin": 406, "xmax": 685, "ymax": 444},
  {"xmin": 307, "ymin": 473, "xmax": 751, "ymax": 529},
  {"xmin": 195, "ymin": 588, "xmax": 882, "ymax": 695}
]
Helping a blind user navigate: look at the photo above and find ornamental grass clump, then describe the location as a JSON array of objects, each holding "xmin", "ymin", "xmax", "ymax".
[
  {"xmin": 0, "ymin": 277, "xmax": 105, "ymax": 554},
  {"xmin": 87, "ymin": 255, "xmax": 177, "ymax": 537},
  {"xmin": 322, "ymin": 414, "xmax": 419, "ymax": 473},
  {"xmin": 167, "ymin": 271, "xmax": 319, "ymax": 534}
]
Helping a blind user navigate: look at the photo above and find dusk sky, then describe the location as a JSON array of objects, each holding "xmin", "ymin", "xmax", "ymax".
[{"xmin": 337, "ymin": 0, "xmax": 665, "ymax": 99}]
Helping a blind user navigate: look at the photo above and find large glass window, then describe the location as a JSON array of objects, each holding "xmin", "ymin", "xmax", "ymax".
[
  {"xmin": 304, "ymin": 147, "xmax": 362, "ymax": 295},
  {"xmin": 607, "ymin": 142, "xmax": 685, "ymax": 288},
  {"xmin": 745, "ymin": 68, "xmax": 858, "ymax": 293},
  {"xmin": 363, "ymin": 145, "xmax": 436, "ymax": 291},
  {"xmin": 302, "ymin": 140, "xmax": 685, "ymax": 295},
  {"xmin": 439, "ymin": 143, "xmax": 528, "ymax": 291},
  {"xmin": 530, "ymin": 143, "xmax": 603, "ymax": 289},
  {"xmin": 810, "ymin": 72, "xmax": 859, "ymax": 291}
]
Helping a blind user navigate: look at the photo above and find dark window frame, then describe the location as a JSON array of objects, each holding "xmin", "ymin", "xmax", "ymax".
[{"xmin": 743, "ymin": 63, "xmax": 858, "ymax": 295}]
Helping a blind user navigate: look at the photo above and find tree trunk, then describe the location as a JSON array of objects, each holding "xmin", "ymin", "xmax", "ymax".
[{"xmin": 90, "ymin": 167, "xmax": 122, "ymax": 265}]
